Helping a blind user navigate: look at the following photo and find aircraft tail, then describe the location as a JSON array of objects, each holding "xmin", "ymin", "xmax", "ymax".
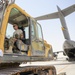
[
  {"xmin": 57, "ymin": 6, "xmax": 71, "ymax": 40},
  {"xmin": 35, "ymin": 5, "xmax": 75, "ymax": 40}
]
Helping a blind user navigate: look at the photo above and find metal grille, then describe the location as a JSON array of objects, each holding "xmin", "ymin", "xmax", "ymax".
[
  {"xmin": 3, "ymin": 0, "xmax": 15, "ymax": 4},
  {"xmin": 0, "ymin": 0, "xmax": 5, "ymax": 28},
  {"xmin": 0, "ymin": 0, "xmax": 15, "ymax": 28},
  {"xmin": 8, "ymin": 0, "xmax": 15, "ymax": 4}
]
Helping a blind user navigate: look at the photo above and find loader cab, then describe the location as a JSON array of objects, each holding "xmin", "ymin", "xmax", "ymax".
[
  {"xmin": 4, "ymin": 8, "xmax": 30, "ymax": 54},
  {"xmin": 3, "ymin": 5, "xmax": 45, "ymax": 57}
]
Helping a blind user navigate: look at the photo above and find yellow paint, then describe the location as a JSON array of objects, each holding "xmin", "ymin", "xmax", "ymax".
[
  {"xmin": 27, "ymin": 46, "xmax": 32, "ymax": 56},
  {"xmin": 28, "ymin": 50, "xmax": 31, "ymax": 56},
  {"xmin": 61, "ymin": 27, "xmax": 65, "ymax": 31},
  {"xmin": 44, "ymin": 40, "xmax": 52, "ymax": 57},
  {"xmin": 32, "ymin": 41, "xmax": 43, "ymax": 50}
]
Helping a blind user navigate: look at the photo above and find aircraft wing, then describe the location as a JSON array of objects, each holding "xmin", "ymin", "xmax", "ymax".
[
  {"xmin": 62, "ymin": 4, "xmax": 75, "ymax": 17},
  {"xmin": 35, "ymin": 4, "xmax": 75, "ymax": 20},
  {"xmin": 35, "ymin": 12, "xmax": 58, "ymax": 20}
]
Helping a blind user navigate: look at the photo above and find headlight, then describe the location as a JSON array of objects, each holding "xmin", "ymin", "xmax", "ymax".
[{"xmin": 0, "ymin": 49, "xmax": 3, "ymax": 56}]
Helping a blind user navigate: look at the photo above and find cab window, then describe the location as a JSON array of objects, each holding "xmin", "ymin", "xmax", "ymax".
[
  {"xmin": 5, "ymin": 8, "xmax": 29, "ymax": 53},
  {"xmin": 36, "ymin": 22, "xmax": 43, "ymax": 42}
]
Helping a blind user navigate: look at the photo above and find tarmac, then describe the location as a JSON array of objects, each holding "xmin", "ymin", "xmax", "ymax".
[{"xmin": 20, "ymin": 53, "xmax": 75, "ymax": 75}]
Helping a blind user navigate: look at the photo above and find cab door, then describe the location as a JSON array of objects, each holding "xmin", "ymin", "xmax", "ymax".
[{"xmin": 30, "ymin": 18, "xmax": 45, "ymax": 56}]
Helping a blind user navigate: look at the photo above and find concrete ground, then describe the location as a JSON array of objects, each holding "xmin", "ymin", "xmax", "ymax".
[{"xmin": 20, "ymin": 53, "xmax": 75, "ymax": 75}]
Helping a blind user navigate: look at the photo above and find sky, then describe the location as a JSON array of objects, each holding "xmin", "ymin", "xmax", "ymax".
[{"xmin": 15, "ymin": 0, "xmax": 75, "ymax": 52}]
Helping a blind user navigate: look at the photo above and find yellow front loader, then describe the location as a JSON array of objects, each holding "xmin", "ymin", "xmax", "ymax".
[{"xmin": 0, "ymin": 1, "xmax": 65, "ymax": 75}]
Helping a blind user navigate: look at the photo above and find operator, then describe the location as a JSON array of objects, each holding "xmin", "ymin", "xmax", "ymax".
[
  {"xmin": 13, "ymin": 23, "xmax": 28, "ymax": 53},
  {"xmin": 13, "ymin": 23, "xmax": 23, "ymax": 53},
  {"xmin": 13, "ymin": 23, "xmax": 23, "ymax": 39}
]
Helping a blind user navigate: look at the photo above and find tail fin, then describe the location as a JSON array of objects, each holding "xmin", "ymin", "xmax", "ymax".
[{"xmin": 57, "ymin": 6, "xmax": 71, "ymax": 40}]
